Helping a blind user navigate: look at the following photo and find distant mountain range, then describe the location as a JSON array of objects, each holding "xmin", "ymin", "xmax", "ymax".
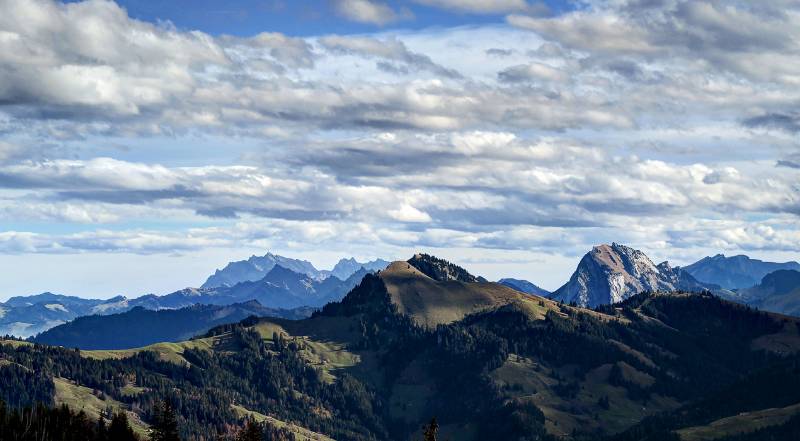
[
  {"xmin": 329, "ymin": 257, "xmax": 391, "ymax": 280},
  {"xmin": 4, "ymin": 253, "xmax": 800, "ymax": 440},
  {"xmin": 550, "ymin": 243, "xmax": 711, "ymax": 307},
  {"xmin": 202, "ymin": 252, "xmax": 389, "ymax": 288},
  {"xmin": 498, "ymin": 278, "xmax": 550, "ymax": 296},
  {"xmin": 1, "ymin": 253, "xmax": 388, "ymax": 337},
  {"xmin": 154, "ymin": 265, "xmax": 372, "ymax": 310},
  {"xmin": 33, "ymin": 300, "xmax": 312, "ymax": 350},
  {"xmin": 0, "ymin": 293, "xmax": 132, "ymax": 337},
  {"xmin": 683, "ymin": 254, "xmax": 800, "ymax": 290},
  {"xmin": 4, "ymin": 248, "xmax": 799, "ymax": 339},
  {"xmin": 736, "ymin": 269, "xmax": 800, "ymax": 317}
]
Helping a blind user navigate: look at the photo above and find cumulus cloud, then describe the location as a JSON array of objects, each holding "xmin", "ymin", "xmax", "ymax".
[
  {"xmin": 0, "ymin": 132, "xmax": 795, "ymax": 255},
  {"xmin": 319, "ymin": 35, "xmax": 461, "ymax": 78},
  {"xmin": 498, "ymin": 62, "xmax": 568, "ymax": 83},
  {"xmin": 508, "ymin": 1, "xmax": 800, "ymax": 83},
  {"xmin": 0, "ymin": 0, "xmax": 798, "ymax": 273},
  {"xmin": 333, "ymin": 0, "xmax": 411, "ymax": 25}
]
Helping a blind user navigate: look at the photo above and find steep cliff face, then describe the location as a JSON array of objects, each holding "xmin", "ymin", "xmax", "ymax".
[{"xmin": 551, "ymin": 243, "xmax": 706, "ymax": 307}]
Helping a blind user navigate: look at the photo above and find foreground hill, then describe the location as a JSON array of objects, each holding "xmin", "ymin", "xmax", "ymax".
[
  {"xmin": 330, "ymin": 257, "xmax": 391, "ymax": 280},
  {"xmin": 683, "ymin": 254, "xmax": 800, "ymax": 290},
  {"xmin": 2, "ymin": 254, "xmax": 800, "ymax": 440},
  {"xmin": 33, "ymin": 301, "xmax": 313, "ymax": 350},
  {"xmin": 380, "ymin": 259, "xmax": 523, "ymax": 326},
  {"xmin": 551, "ymin": 243, "xmax": 711, "ymax": 307}
]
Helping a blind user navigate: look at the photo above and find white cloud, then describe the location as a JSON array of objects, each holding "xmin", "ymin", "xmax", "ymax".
[
  {"xmin": 414, "ymin": 0, "xmax": 533, "ymax": 14},
  {"xmin": 0, "ymin": 0, "xmax": 798, "ymax": 293},
  {"xmin": 319, "ymin": 35, "xmax": 461, "ymax": 78},
  {"xmin": 333, "ymin": 0, "xmax": 410, "ymax": 25}
]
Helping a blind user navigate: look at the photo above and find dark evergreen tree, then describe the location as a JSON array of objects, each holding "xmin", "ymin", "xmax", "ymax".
[
  {"xmin": 109, "ymin": 411, "xmax": 139, "ymax": 441},
  {"xmin": 150, "ymin": 400, "xmax": 180, "ymax": 441},
  {"xmin": 96, "ymin": 415, "xmax": 108, "ymax": 441},
  {"xmin": 422, "ymin": 417, "xmax": 439, "ymax": 441},
  {"xmin": 237, "ymin": 418, "xmax": 264, "ymax": 441}
]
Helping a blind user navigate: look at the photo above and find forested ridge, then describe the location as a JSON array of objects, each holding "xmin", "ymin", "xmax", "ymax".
[{"xmin": 1, "ymin": 274, "xmax": 799, "ymax": 440}]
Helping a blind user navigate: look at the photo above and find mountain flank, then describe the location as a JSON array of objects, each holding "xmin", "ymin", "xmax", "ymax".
[
  {"xmin": 379, "ymin": 260, "xmax": 526, "ymax": 327},
  {"xmin": 737, "ymin": 269, "xmax": 800, "ymax": 317},
  {"xmin": 683, "ymin": 254, "xmax": 800, "ymax": 290},
  {"xmin": 33, "ymin": 300, "xmax": 312, "ymax": 350}
]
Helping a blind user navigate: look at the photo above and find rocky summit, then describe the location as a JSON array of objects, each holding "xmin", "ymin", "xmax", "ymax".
[{"xmin": 550, "ymin": 243, "xmax": 708, "ymax": 307}]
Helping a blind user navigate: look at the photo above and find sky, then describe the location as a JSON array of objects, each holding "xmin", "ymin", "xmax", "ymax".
[{"xmin": 0, "ymin": 0, "xmax": 799, "ymax": 300}]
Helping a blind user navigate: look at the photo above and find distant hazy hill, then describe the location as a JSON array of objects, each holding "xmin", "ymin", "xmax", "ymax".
[
  {"xmin": 202, "ymin": 252, "xmax": 390, "ymax": 288},
  {"xmin": 201, "ymin": 252, "xmax": 323, "ymax": 288},
  {"xmin": 33, "ymin": 301, "xmax": 311, "ymax": 350},
  {"xmin": 683, "ymin": 254, "xmax": 800, "ymax": 290},
  {"xmin": 550, "ymin": 243, "xmax": 710, "ymax": 307},
  {"xmin": 736, "ymin": 269, "xmax": 800, "ymax": 316},
  {"xmin": 498, "ymin": 278, "xmax": 550, "ymax": 296},
  {"xmin": 0, "ymin": 293, "xmax": 130, "ymax": 338},
  {"xmin": 155, "ymin": 265, "xmax": 372, "ymax": 310},
  {"xmin": 2, "ymin": 264, "xmax": 373, "ymax": 338},
  {"xmin": 329, "ymin": 257, "xmax": 390, "ymax": 280}
]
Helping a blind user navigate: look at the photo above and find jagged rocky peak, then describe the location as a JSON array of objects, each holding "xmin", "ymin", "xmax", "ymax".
[
  {"xmin": 551, "ymin": 243, "xmax": 708, "ymax": 308},
  {"xmin": 330, "ymin": 257, "xmax": 390, "ymax": 280},
  {"xmin": 201, "ymin": 252, "xmax": 322, "ymax": 288},
  {"xmin": 406, "ymin": 253, "xmax": 485, "ymax": 283}
]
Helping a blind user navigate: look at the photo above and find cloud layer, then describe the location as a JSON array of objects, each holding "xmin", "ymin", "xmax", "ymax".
[{"xmin": 0, "ymin": 0, "xmax": 798, "ymax": 295}]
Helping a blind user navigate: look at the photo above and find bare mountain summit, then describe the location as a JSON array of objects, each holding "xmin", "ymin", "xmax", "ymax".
[{"xmin": 550, "ymin": 243, "xmax": 708, "ymax": 307}]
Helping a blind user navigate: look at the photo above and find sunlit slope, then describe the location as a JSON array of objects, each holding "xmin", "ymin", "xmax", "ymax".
[{"xmin": 379, "ymin": 261, "xmax": 527, "ymax": 327}]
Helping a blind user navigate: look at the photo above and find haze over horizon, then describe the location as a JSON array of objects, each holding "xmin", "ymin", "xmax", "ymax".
[{"xmin": 0, "ymin": 0, "xmax": 798, "ymax": 299}]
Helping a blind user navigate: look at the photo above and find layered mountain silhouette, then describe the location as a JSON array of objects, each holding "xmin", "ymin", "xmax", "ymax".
[
  {"xmin": 201, "ymin": 252, "xmax": 323, "ymax": 288},
  {"xmin": 4, "ymin": 254, "xmax": 800, "ymax": 440},
  {"xmin": 330, "ymin": 257, "xmax": 390, "ymax": 280},
  {"xmin": 155, "ymin": 265, "xmax": 372, "ymax": 310},
  {"xmin": 1, "ymin": 253, "xmax": 387, "ymax": 337},
  {"xmin": 5, "ymin": 249, "xmax": 800, "ymax": 340},
  {"xmin": 550, "ymin": 243, "xmax": 710, "ymax": 307},
  {"xmin": 683, "ymin": 254, "xmax": 800, "ymax": 290},
  {"xmin": 736, "ymin": 269, "xmax": 800, "ymax": 316},
  {"xmin": 0, "ymin": 293, "xmax": 131, "ymax": 337},
  {"xmin": 202, "ymin": 252, "xmax": 390, "ymax": 288},
  {"xmin": 33, "ymin": 300, "xmax": 311, "ymax": 350},
  {"xmin": 498, "ymin": 278, "xmax": 550, "ymax": 296}
]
